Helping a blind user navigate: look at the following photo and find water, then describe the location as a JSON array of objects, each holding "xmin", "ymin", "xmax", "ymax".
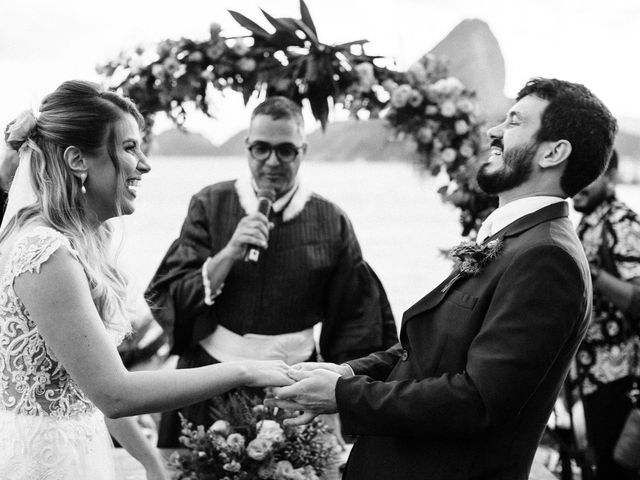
[{"xmin": 116, "ymin": 156, "xmax": 640, "ymax": 323}]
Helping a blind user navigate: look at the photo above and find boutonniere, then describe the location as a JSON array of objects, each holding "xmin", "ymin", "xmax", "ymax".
[
  {"xmin": 449, "ymin": 238, "xmax": 504, "ymax": 277},
  {"xmin": 441, "ymin": 239, "xmax": 504, "ymax": 294}
]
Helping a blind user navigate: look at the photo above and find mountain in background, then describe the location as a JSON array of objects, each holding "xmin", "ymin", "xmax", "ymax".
[
  {"xmin": 211, "ymin": 119, "xmax": 421, "ymax": 162},
  {"xmin": 153, "ymin": 18, "xmax": 639, "ymax": 160},
  {"xmin": 430, "ymin": 19, "xmax": 512, "ymax": 123},
  {"xmin": 150, "ymin": 128, "xmax": 217, "ymax": 156}
]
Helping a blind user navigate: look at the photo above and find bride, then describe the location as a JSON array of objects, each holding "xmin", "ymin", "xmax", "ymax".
[{"xmin": 0, "ymin": 80, "xmax": 293, "ymax": 480}]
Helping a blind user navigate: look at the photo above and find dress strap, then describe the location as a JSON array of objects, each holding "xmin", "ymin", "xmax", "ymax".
[{"xmin": 5, "ymin": 226, "xmax": 77, "ymax": 281}]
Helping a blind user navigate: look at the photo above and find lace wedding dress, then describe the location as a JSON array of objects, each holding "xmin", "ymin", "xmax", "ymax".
[{"xmin": 0, "ymin": 227, "xmax": 128, "ymax": 480}]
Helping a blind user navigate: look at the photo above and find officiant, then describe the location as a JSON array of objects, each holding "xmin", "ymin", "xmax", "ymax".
[{"xmin": 145, "ymin": 96, "xmax": 398, "ymax": 447}]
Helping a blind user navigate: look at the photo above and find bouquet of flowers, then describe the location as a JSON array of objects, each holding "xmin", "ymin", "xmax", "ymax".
[{"xmin": 169, "ymin": 392, "xmax": 341, "ymax": 480}]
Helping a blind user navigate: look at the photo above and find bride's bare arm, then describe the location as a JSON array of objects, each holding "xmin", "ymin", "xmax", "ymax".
[
  {"xmin": 13, "ymin": 247, "xmax": 292, "ymax": 418},
  {"xmin": 104, "ymin": 417, "xmax": 169, "ymax": 480}
]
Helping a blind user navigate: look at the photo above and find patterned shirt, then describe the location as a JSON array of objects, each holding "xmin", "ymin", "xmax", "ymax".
[{"xmin": 575, "ymin": 197, "xmax": 640, "ymax": 396}]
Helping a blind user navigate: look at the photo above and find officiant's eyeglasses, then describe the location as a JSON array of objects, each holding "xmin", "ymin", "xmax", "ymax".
[{"xmin": 246, "ymin": 141, "xmax": 305, "ymax": 164}]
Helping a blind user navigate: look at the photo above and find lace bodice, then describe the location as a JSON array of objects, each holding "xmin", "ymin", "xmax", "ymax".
[{"xmin": 0, "ymin": 226, "xmax": 124, "ymax": 418}]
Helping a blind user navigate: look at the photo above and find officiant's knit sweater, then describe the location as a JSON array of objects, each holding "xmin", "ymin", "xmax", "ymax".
[{"xmin": 146, "ymin": 180, "xmax": 396, "ymax": 364}]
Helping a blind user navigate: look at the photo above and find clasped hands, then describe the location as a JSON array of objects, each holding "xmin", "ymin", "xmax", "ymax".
[{"xmin": 265, "ymin": 362, "xmax": 353, "ymax": 426}]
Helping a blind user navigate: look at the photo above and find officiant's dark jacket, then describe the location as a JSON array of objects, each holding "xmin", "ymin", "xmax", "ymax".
[{"xmin": 337, "ymin": 202, "xmax": 591, "ymax": 480}]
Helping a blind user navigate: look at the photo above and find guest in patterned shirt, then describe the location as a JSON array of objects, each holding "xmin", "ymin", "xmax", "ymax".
[{"xmin": 573, "ymin": 150, "xmax": 640, "ymax": 480}]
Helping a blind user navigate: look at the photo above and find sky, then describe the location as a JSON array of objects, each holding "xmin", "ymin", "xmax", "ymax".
[{"xmin": 1, "ymin": 0, "xmax": 639, "ymax": 144}]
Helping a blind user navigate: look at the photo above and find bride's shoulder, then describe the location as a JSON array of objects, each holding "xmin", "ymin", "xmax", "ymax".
[{"xmin": 6, "ymin": 225, "xmax": 79, "ymax": 276}]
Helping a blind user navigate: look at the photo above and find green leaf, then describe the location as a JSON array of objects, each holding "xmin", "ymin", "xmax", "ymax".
[
  {"xmin": 227, "ymin": 10, "xmax": 271, "ymax": 40},
  {"xmin": 299, "ymin": 0, "xmax": 318, "ymax": 37},
  {"xmin": 292, "ymin": 18, "xmax": 319, "ymax": 45},
  {"xmin": 241, "ymin": 79, "xmax": 257, "ymax": 104},
  {"xmin": 307, "ymin": 84, "xmax": 330, "ymax": 130},
  {"xmin": 335, "ymin": 39, "xmax": 370, "ymax": 49},
  {"xmin": 260, "ymin": 9, "xmax": 303, "ymax": 45}
]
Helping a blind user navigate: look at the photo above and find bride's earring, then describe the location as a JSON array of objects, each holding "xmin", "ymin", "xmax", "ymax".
[{"xmin": 80, "ymin": 173, "xmax": 87, "ymax": 194}]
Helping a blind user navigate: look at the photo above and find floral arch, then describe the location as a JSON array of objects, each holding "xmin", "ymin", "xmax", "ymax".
[{"xmin": 98, "ymin": 0, "xmax": 496, "ymax": 237}]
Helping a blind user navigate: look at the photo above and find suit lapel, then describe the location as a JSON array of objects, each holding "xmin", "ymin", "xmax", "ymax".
[{"xmin": 401, "ymin": 269, "xmax": 463, "ymax": 326}]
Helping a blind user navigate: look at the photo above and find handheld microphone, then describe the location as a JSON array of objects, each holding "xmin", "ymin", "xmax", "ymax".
[{"xmin": 244, "ymin": 188, "xmax": 276, "ymax": 263}]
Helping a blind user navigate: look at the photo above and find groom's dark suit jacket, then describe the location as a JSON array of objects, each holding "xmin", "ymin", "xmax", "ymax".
[{"xmin": 336, "ymin": 202, "xmax": 591, "ymax": 480}]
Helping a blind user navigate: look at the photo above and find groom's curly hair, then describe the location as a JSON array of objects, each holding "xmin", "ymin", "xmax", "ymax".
[{"xmin": 517, "ymin": 78, "xmax": 617, "ymax": 197}]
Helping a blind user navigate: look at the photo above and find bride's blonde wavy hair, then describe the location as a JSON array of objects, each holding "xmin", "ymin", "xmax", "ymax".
[{"xmin": 2, "ymin": 80, "xmax": 144, "ymax": 331}]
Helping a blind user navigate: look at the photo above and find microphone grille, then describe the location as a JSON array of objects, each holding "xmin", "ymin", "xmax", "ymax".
[{"xmin": 257, "ymin": 188, "xmax": 276, "ymax": 202}]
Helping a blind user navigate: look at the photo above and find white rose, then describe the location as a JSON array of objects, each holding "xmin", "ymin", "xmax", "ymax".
[
  {"xmin": 301, "ymin": 466, "xmax": 320, "ymax": 480},
  {"xmin": 407, "ymin": 62, "xmax": 427, "ymax": 84},
  {"xmin": 460, "ymin": 144, "xmax": 474, "ymax": 158},
  {"xmin": 454, "ymin": 120, "xmax": 469, "ymax": 135},
  {"xmin": 416, "ymin": 127, "xmax": 433, "ymax": 144},
  {"xmin": 441, "ymin": 148, "xmax": 457, "ymax": 164},
  {"xmin": 223, "ymin": 460, "xmax": 241, "ymax": 472},
  {"xmin": 408, "ymin": 90, "xmax": 424, "ymax": 108},
  {"xmin": 355, "ymin": 62, "xmax": 377, "ymax": 91},
  {"xmin": 390, "ymin": 84, "xmax": 413, "ymax": 108},
  {"xmin": 210, "ymin": 22, "xmax": 223, "ymax": 39},
  {"xmin": 128, "ymin": 56, "xmax": 146, "ymax": 76},
  {"xmin": 188, "ymin": 51, "xmax": 204, "ymax": 63},
  {"xmin": 381, "ymin": 79, "xmax": 398, "ymax": 93},
  {"xmin": 151, "ymin": 64, "xmax": 165, "ymax": 78},
  {"xmin": 258, "ymin": 462, "xmax": 277, "ymax": 479},
  {"xmin": 425, "ymin": 104, "xmax": 439, "ymax": 115},
  {"xmin": 432, "ymin": 77, "xmax": 464, "ymax": 96},
  {"xmin": 232, "ymin": 38, "xmax": 250, "ymax": 56},
  {"xmin": 274, "ymin": 460, "xmax": 295, "ymax": 479},
  {"xmin": 208, "ymin": 420, "xmax": 230, "ymax": 436},
  {"xmin": 247, "ymin": 438, "xmax": 273, "ymax": 461},
  {"xmin": 162, "ymin": 57, "xmax": 180, "ymax": 76},
  {"xmin": 226, "ymin": 433, "xmax": 246, "ymax": 452},
  {"xmin": 237, "ymin": 57, "xmax": 257, "ymax": 72},
  {"xmin": 440, "ymin": 100, "xmax": 456, "ymax": 117},
  {"xmin": 456, "ymin": 97, "xmax": 474, "ymax": 113},
  {"xmin": 257, "ymin": 419, "xmax": 284, "ymax": 443}
]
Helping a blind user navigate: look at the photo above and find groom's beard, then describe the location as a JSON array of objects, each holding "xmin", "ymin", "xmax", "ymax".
[{"xmin": 477, "ymin": 141, "xmax": 537, "ymax": 195}]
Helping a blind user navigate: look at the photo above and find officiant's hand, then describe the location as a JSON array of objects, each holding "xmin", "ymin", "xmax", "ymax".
[
  {"xmin": 266, "ymin": 369, "xmax": 342, "ymax": 426},
  {"xmin": 224, "ymin": 212, "xmax": 273, "ymax": 260}
]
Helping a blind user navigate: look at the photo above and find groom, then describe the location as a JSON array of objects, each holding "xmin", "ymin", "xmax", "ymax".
[{"xmin": 268, "ymin": 78, "xmax": 617, "ymax": 480}]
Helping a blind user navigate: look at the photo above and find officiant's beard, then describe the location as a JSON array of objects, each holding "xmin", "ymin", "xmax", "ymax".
[{"xmin": 476, "ymin": 142, "xmax": 537, "ymax": 195}]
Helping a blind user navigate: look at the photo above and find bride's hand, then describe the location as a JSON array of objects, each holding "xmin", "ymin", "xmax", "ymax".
[{"xmin": 243, "ymin": 360, "xmax": 295, "ymax": 387}]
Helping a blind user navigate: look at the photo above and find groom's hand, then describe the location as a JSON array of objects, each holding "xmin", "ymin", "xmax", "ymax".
[
  {"xmin": 266, "ymin": 369, "xmax": 342, "ymax": 426},
  {"xmin": 291, "ymin": 361, "xmax": 354, "ymax": 377}
]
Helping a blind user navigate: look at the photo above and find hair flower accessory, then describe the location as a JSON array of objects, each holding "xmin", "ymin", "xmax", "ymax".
[{"xmin": 5, "ymin": 110, "xmax": 37, "ymax": 150}]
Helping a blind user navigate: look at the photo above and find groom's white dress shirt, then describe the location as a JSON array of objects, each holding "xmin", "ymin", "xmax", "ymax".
[{"xmin": 476, "ymin": 196, "xmax": 565, "ymax": 244}]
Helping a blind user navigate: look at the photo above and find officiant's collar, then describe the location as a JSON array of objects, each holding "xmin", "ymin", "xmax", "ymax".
[
  {"xmin": 477, "ymin": 196, "xmax": 565, "ymax": 243},
  {"xmin": 250, "ymin": 178, "xmax": 299, "ymax": 213},
  {"xmin": 235, "ymin": 176, "xmax": 311, "ymax": 222}
]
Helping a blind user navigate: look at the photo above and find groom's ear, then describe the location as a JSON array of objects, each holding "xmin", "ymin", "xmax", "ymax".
[
  {"xmin": 63, "ymin": 146, "xmax": 88, "ymax": 179},
  {"xmin": 539, "ymin": 139, "xmax": 572, "ymax": 169}
]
